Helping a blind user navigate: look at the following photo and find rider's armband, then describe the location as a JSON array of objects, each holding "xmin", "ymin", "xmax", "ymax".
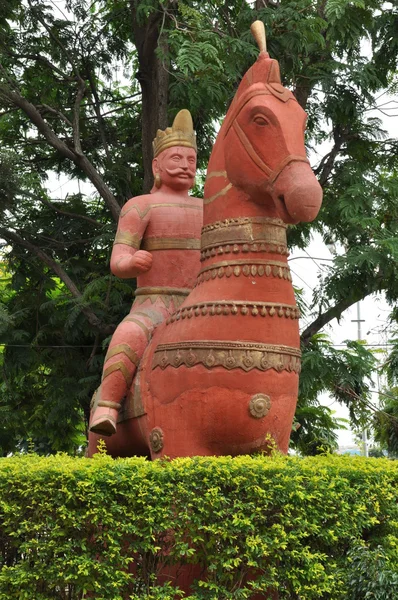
[{"xmin": 113, "ymin": 231, "xmax": 141, "ymax": 249}]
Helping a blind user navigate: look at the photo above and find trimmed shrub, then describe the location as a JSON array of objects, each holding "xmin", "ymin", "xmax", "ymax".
[{"xmin": 0, "ymin": 453, "xmax": 398, "ymax": 599}]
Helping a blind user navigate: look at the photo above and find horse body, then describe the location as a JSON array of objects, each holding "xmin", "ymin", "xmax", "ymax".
[{"xmin": 92, "ymin": 39, "xmax": 322, "ymax": 460}]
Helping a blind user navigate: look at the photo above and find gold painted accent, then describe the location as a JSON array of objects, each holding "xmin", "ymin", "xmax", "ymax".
[
  {"xmin": 153, "ymin": 109, "xmax": 197, "ymax": 158},
  {"xmin": 102, "ymin": 362, "xmax": 134, "ymax": 387},
  {"xmin": 166, "ymin": 301, "xmax": 299, "ymax": 324},
  {"xmin": 105, "ymin": 343, "xmax": 140, "ymax": 367},
  {"xmin": 251, "ymin": 20, "xmax": 267, "ymax": 54},
  {"xmin": 141, "ymin": 237, "xmax": 201, "ymax": 251},
  {"xmin": 135, "ymin": 286, "xmax": 191, "ymax": 296},
  {"xmin": 90, "ymin": 388, "xmax": 99, "ymax": 410},
  {"xmin": 150, "ymin": 427, "xmax": 164, "ymax": 453},
  {"xmin": 98, "ymin": 400, "xmax": 122, "ymax": 410},
  {"xmin": 113, "ymin": 231, "xmax": 141, "ymax": 248},
  {"xmin": 135, "ymin": 294, "xmax": 187, "ymax": 310},
  {"xmin": 153, "ymin": 341, "xmax": 301, "ymax": 373},
  {"xmin": 122, "ymin": 316, "xmax": 151, "ymax": 340},
  {"xmin": 204, "ymin": 182, "xmax": 233, "ymax": 205},
  {"xmin": 118, "ymin": 373, "xmax": 146, "ymax": 422},
  {"xmin": 201, "ymin": 217, "xmax": 287, "ymax": 251},
  {"xmin": 249, "ymin": 394, "xmax": 271, "ymax": 419},
  {"xmin": 121, "ymin": 202, "xmax": 202, "ymax": 220},
  {"xmin": 202, "ymin": 216, "xmax": 286, "ymax": 234},
  {"xmin": 207, "ymin": 170, "xmax": 227, "ymax": 179},
  {"xmin": 154, "ymin": 173, "xmax": 162, "ymax": 188}
]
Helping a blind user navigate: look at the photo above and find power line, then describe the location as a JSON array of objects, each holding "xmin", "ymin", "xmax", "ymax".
[
  {"xmin": 0, "ymin": 342, "xmax": 397, "ymax": 349},
  {"xmin": 0, "ymin": 344, "xmax": 96, "ymax": 348}
]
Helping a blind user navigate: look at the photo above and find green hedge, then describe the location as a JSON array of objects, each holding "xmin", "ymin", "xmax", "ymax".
[{"xmin": 0, "ymin": 453, "xmax": 398, "ymax": 600}]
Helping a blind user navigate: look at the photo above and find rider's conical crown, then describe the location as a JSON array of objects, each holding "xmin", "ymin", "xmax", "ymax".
[{"xmin": 153, "ymin": 109, "xmax": 197, "ymax": 158}]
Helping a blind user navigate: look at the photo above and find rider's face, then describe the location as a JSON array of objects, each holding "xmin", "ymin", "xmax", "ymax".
[{"xmin": 154, "ymin": 146, "xmax": 197, "ymax": 191}]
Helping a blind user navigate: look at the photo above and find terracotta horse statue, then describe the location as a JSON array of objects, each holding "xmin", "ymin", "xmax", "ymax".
[{"xmin": 89, "ymin": 21, "xmax": 322, "ymax": 459}]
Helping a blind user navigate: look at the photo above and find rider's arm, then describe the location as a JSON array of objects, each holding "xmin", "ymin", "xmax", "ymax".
[{"xmin": 110, "ymin": 198, "xmax": 152, "ymax": 279}]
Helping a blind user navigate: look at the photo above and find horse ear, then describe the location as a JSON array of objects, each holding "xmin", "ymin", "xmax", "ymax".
[{"xmin": 268, "ymin": 60, "xmax": 282, "ymax": 85}]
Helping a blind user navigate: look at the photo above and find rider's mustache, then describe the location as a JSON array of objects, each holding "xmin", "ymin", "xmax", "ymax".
[{"xmin": 165, "ymin": 167, "xmax": 195, "ymax": 177}]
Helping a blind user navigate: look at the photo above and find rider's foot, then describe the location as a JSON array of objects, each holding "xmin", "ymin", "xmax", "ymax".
[
  {"xmin": 89, "ymin": 414, "xmax": 117, "ymax": 436},
  {"xmin": 89, "ymin": 401, "xmax": 121, "ymax": 437}
]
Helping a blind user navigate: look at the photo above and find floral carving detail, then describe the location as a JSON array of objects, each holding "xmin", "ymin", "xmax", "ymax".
[
  {"xmin": 225, "ymin": 350, "xmax": 237, "ymax": 368},
  {"xmin": 152, "ymin": 341, "xmax": 301, "ymax": 373},
  {"xmin": 249, "ymin": 394, "xmax": 271, "ymax": 419},
  {"xmin": 150, "ymin": 427, "xmax": 164, "ymax": 453},
  {"xmin": 243, "ymin": 350, "xmax": 254, "ymax": 368},
  {"xmin": 160, "ymin": 351, "xmax": 168, "ymax": 368},
  {"xmin": 205, "ymin": 349, "xmax": 216, "ymax": 367},
  {"xmin": 186, "ymin": 349, "xmax": 197, "ymax": 366},
  {"xmin": 174, "ymin": 350, "xmax": 183, "ymax": 367}
]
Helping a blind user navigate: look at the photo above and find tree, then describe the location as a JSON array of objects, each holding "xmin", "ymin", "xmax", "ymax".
[{"xmin": 0, "ymin": 0, "xmax": 397, "ymax": 454}]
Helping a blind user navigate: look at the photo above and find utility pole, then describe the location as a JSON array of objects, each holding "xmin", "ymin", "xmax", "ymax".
[{"xmin": 351, "ymin": 302, "xmax": 369, "ymax": 457}]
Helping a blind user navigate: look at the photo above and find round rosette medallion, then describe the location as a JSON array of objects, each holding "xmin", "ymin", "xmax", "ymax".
[
  {"xmin": 249, "ymin": 394, "xmax": 271, "ymax": 419},
  {"xmin": 149, "ymin": 427, "xmax": 164, "ymax": 453}
]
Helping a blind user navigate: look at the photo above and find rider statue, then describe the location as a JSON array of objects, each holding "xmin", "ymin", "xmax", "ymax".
[{"xmin": 89, "ymin": 110, "xmax": 202, "ymax": 437}]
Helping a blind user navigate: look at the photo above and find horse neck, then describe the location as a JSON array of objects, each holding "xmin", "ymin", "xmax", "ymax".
[
  {"xmin": 201, "ymin": 132, "xmax": 289, "ymax": 269},
  {"xmin": 203, "ymin": 133, "xmax": 280, "ymax": 226}
]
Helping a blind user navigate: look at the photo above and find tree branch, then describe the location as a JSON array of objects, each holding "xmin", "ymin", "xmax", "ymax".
[
  {"xmin": 72, "ymin": 78, "xmax": 86, "ymax": 155},
  {"xmin": 5, "ymin": 51, "xmax": 74, "ymax": 81},
  {"xmin": 86, "ymin": 69, "xmax": 111, "ymax": 162},
  {"xmin": 38, "ymin": 196, "xmax": 103, "ymax": 227},
  {"xmin": 0, "ymin": 85, "xmax": 76, "ymax": 159},
  {"xmin": 0, "ymin": 84, "xmax": 120, "ymax": 221},
  {"xmin": 27, "ymin": 0, "xmax": 82, "ymax": 81},
  {"xmin": 300, "ymin": 293, "xmax": 367, "ymax": 346},
  {"xmin": 0, "ymin": 227, "xmax": 113, "ymax": 334},
  {"xmin": 37, "ymin": 104, "xmax": 73, "ymax": 127},
  {"xmin": 314, "ymin": 127, "xmax": 346, "ymax": 187}
]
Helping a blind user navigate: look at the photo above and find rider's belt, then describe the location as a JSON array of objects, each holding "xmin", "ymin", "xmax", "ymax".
[
  {"xmin": 135, "ymin": 287, "xmax": 191, "ymax": 297},
  {"xmin": 141, "ymin": 237, "xmax": 201, "ymax": 251}
]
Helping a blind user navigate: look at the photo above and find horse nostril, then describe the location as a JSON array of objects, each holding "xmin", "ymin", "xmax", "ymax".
[{"xmin": 278, "ymin": 194, "xmax": 285, "ymax": 204}]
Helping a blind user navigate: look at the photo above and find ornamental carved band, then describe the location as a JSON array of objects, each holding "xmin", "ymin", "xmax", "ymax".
[
  {"xmin": 195, "ymin": 260, "xmax": 292, "ymax": 285},
  {"xmin": 166, "ymin": 301, "xmax": 300, "ymax": 323},
  {"xmin": 200, "ymin": 240, "xmax": 289, "ymax": 261},
  {"xmin": 152, "ymin": 341, "xmax": 301, "ymax": 373}
]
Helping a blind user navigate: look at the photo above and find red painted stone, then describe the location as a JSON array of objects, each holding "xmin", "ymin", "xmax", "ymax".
[{"xmin": 88, "ymin": 23, "xmax": 322, "ymax": 461}]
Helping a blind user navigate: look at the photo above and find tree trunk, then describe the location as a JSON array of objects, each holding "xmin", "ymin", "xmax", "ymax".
[{"xmin": 131, "ymin": 2, "xmax": 169, "ymax": 193}]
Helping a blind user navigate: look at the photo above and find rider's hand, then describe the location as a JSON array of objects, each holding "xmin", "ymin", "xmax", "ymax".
[{"xmin": 132, "ymin": 250, "xmax": 153, "ymax": 273}]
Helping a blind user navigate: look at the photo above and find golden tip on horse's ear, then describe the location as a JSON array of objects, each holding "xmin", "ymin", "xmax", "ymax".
[{"xmin": 251, "ymin": 20, "xmax": 267, "ymax": 54}]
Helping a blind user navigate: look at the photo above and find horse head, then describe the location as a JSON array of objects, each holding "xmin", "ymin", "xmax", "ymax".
[{"xmin": 205, "ymin": 21, "xmax": 322, "ymax": 224}]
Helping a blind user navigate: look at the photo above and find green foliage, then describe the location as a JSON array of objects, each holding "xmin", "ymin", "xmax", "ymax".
[
  {"xmin": 1, "ymin": 454, "xmax": 398, "ymax": 599},
  {"xmin": 291, "ymin": 334, "xmax": 376, "ymax": 454},
  {"xmin": 347, "ymin": 543, "xmax": 398, "ymax": 600}
]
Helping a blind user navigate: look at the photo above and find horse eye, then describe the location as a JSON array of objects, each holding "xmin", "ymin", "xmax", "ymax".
[{"xmin": 253, "ymin": 115, "xmax": 269, "ymax": 126}]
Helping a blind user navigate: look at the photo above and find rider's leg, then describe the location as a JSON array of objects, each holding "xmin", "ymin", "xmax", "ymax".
[{"xmin": 89, "ymin": 315, "xmax": 151, "ymax": 436}]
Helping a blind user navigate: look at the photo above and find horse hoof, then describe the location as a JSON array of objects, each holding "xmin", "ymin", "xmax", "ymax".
[{"xmin": 89, "ymin": 416, "xmax": 117, "ymax": 437}]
